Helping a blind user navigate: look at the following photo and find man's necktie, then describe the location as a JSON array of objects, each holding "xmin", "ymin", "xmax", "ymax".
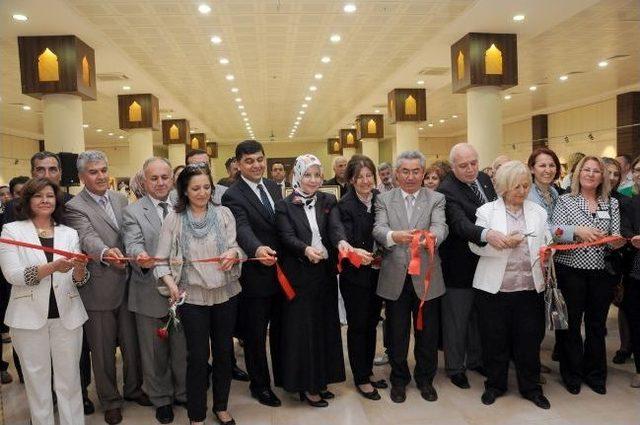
[
  {"xmin": 257, "ymin": 184, "xmax": 275, "ymax": 217},
  {"xmin": 405, "ymin": 194, "xmax": 415, "ymax": 221},
  {"xmin": 99, "ymin": 196, "xmax": 118, "ymax": 228},
  {"xmin": 159, "ymin": 202, "xmax": 169, "ymax": 219},
  {"xmin": 469, "ymin": 181, "xmax": 486, "ymax": 205}
]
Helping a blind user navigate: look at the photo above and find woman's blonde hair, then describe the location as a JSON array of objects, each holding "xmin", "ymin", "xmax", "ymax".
[
  {"xmin": 494, "ymin": 160, "xmax": 532, "ymax": 197},
  {"xmin": 570, "ymin": 156, "xmax": 611, "ymax": 199}
]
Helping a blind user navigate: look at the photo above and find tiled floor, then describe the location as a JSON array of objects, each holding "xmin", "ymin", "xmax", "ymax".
[{"xmin": 1, "ymin": 309, "xmax": 639, "ymax": 425}]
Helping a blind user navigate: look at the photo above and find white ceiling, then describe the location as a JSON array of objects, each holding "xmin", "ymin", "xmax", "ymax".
[{"xmin": 0, "ymin": 0, "xmax": 638, "ymax": 147}]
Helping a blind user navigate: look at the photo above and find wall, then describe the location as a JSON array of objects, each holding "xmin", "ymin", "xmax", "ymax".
[{"xmin": 0, "ymin": 133, "xmax": 40, "ymax": 185}]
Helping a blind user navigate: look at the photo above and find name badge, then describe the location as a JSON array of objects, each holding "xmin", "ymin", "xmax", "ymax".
[{"xmin": 596, "ymin": 210, "xmax": 610, "ymax": 219}]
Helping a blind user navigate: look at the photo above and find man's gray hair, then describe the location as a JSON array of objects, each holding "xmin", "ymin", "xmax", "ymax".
[
  {"xmin": 142, "ymin": 157, "xmax": 172, "ymax": 174},
  {"xmin": 378, "ymin": 162, "xmax": 393, "ymax": 172},
  {"xmin": 449, "ymin": 142, "xmax": 478, "ymax": 164},
  {"xmin": 395, "ymin": 150, "xmax": 426, "ymax": 169},
  {"xmin": 332, "ymin": 156, "xmax": 347, "ymax": 168},
  {"xmin": 77, "ymin": 150, "xmax": 108, "ymax": 173}
]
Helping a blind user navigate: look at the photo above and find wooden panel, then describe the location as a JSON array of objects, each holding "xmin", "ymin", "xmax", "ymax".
[
  {"xmin": 531, "ymin": 114, "xmax": 548, "ymax": 150},
  {"xmin": 356, "ymin": 114, "xmax": 384, "ymax": 139},
  {"xmin": 205, "ymin": 141, "xmax": 218, "ymax": 159},
  {"xmin": 161, "ymin": 119, "xmax": 190, "ymax": 145},
  {"xmin": 18, "ymin": 35, "xmax": 96, "ymax": 100},
  {"xmin": 451, "ymin": 33, "xmax": 518, "ymax": 94},
  {"xmin": 339, "ymin": 129, "xmax": 358, "ymax": 148},
  {"xmin": 117, "ymin": 94, "xmax": 160, "ymax": 130},
  {"xmin": 617, "ymin": 92, "xmax": 640, "ymax": 159},
  {"xmin": 327, "ymin": 137, "xmax": 343, "ymax": 155},
  {"xmin": 387, "ymin": 89, "xmax": 427, "ymax": 123}
]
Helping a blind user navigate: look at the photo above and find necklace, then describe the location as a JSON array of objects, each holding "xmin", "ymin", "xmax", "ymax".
[{"xmin": 37, "ymin": 227, "xmax": 53, "ymax": 238}]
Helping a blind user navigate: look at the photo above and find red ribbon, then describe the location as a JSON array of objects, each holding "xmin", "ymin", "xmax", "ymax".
[
  {"xmin": 275, "ymin": 262, "xmax": 296, "ymax": 301},
  {"xmin": 538, "ymin": 235, "xmax": 626, "ymax": 269},
  {"xmin": 337, "ymin": 250, "xmax": 363, "ymax": 273},
  {"xmin": 0, "ymin": 237, "xmax": 90, "ymax": 261},
  {"xmin": 407, "ymin": 231, "xmax": 437, "ymax": 331}
]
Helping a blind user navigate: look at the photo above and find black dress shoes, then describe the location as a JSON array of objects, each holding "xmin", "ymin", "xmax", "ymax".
[
  {"xmin": 450, "ymin": 373, "xmax": 470, "ymax": 389},
  {"xmin": 156, "ymin": 405, "xmax": 174, "ymax": 424},
  {"xmin": 319, "ymin": 390, "xmax": 334, "ymax": 399},
  {"xmin": 612, "ymin": 349, "xmax": 631, "ymax": 364},
  {"xmin": 299, "ymin": 392, "xmax": 328, "ymax": 407},
  {"xmin": 565, "ymin": 382, "xmax": 581, "ymax": 395},
  {"xmin": 232, "ymin": 365, "xmax": 250, "ymax": 382},
  {"xmin": 173, "ymin": 399, "xmax": 187, "ymax": 408},
  {"xmin": 82, "ymin": 397, "xmax": 95, "ymax": 415},
  {"xmin": 586, "ymin": 382, "xmax": 606, "ymax": 395},
  {"xmin": 370, "ymin": 379, "xmax": 388, "ymax": 389},
  {"xmin": 524, "ymin": 393, "xmax": 551, "ymax": 409},
  {"xmin": 104, "ymin": 408, "xmax": 123, "ymax": 425},
  {"xmin": 469, "ymin": 366, "xmax": 487, "ymax": 377},
  {"xmin": 125, "ymin": 393, "xmax": 152, "ymax": 406},
  {"xmin": 251, "ymin": 388, "xmax": 282, "ymax": 407},
  {"xmin": 481, "ymin": 389, "xmax": 500, "ymax": 406},
  {"xmin": 390, "ymin": 386, "xmax": 406, "ymax": 403},
  {"xmin": 356, "ymin": 386, "xmax": 381, "ymax": 400},
  {"xmin": 419, "ymin": 384, "xmax": 438, "ymax": 402}
]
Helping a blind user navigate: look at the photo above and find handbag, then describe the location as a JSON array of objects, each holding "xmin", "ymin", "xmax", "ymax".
[{"xmin": 543, "ymin": 254, "xmax": 569, "ymax": 331}]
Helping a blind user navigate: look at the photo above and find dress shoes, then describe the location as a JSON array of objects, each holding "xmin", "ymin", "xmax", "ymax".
[
  {"xmin": 524, "ymin": 393, "xmax": 551, "ymax": 409},
  {"xmin": 83, "ymin": 397, "xmax": 95, "ymax": 415},
  {"xmin": 319, "ymin": 390, "xmax": 334, "ymax": 399},
  {"xmin": 612, "ymin": 349, "xmax": 631, "ymax": 364},
  {"xmin": 104, "ymin": 408, "xmax": 123, "ymax": 425},
  {"xmin": 356, "ymin": 385, "xmax": 381, "ymax": 400},
  {"xmin": 251, "ymin": 388, "xmax": 282, "ymax": 407},
  {"xmin": 125, "ymin": 393, "xmax": 152, "ymax": 406},
  {"xmin": 586, "ymin": 381, "xmax": 606, "ymax": 395},
  {"xmin": 156, "ymin": 405, "xmax": 174, "ymax": 424},
  {"xmin": 213, "ymin": 411, "xmax": 236, "ymax": 425},
  {"xmin": 370, "ymin": 379, "xmax": 388, "ymax": 389},
  {"xmin": 631, "ymin": 374, "xmax": 640, "ymax": 388},
  {"xmin": 373, "ymin": 353, "xmax": 389, "ymax": 366},
  {"xmin": 299, "ymin": 392, "xmax": 328, "ymax": 407},
  {"xmin": 173, "ymin": 399, "xmax": 187, "ymax": 408},
  {"xmin": 481, "ymin": 389, "xmax": 500, "ymax": 406},
  {"xmin": 450, "ymin": 373, "xmax": 470, "ymax": 389},
  {"xmin": 419, "ymin": 384, "xmax": 438, "ymax": 402},
  {"xmin": 232, "ymin": 365, "xmax": 249, "ymax": 382},
  {"xmin": 468, "ymin": 366, "xmax": 487, "ymax": 377},
  {"xmin": 565, "ymin": 382, "xmax": 581, "ymax": 395},
  {"xmin": 390, "ymin": 386, "xmax": 406, "ymax": 403}
]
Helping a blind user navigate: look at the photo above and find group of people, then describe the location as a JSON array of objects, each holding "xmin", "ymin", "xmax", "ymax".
[{"xmin": 0, "ymin": 141, "xmax": 639, "ymax": 425}]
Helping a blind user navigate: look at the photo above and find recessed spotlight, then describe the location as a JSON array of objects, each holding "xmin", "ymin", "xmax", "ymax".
[
  {"xmin": 241, "ymin": 112, "xmax": 247, "ymax": 116},
  {"xmin": 12, "ymin": 14, "xmax": 28, "ymax": 22},
  {"xmin": 350, "ymin": 125, "xmax": 355, "ymax": 129},
  {"xmin": 83, "ymin": 124, "xmax": 89, "ymax": 128},
  {"xmin": 219, "ymin": 58, "xmax": 229, "ymax": 65},
  {"xmin": 374, "ymin": 109, "xmax": 380, "ymax": 113},
  {"xmin": 108, "ymin": 132, "xmax": 114, "ymax": 136},
  {"xmin": 309, "ymin": 85, "xmax": 317, "ymax": 91},
  {"xmin": 416, "ymin": 80, "xmax": 425, "ymax": 85},
  {"xmin": 598, "ymin": 60, "xmax": 609, "ymax": 68},
  {"xmin": 321, "ymin": 56, "xmax": 331, "ymax": 64},
  {"xmin": 428, "ymin": 123, "xmax": 434, "ymax": 127},
  {"xmin": 96, "ymin": 129, "xmax": 103, "ymax": 132},
  {"xmin": 122, "ymin": 85, "xmax": 131, "ymax": 90},
  {"xmin": 418, "ymin": 127, "xmax": 424, "ymax": 131},
  {"xmin": 451, "ymin": 114, "xmax": 459, "ymax": 119},
  {"xmin": 439, "ymin": 119, "xmax": 445, "ymax": 123},
  {"xmin": 529, "ymin": 85, "xmax": 537, "ymax": 91},
  {"xmin": 296, "ymin": 117, "xmax": 302, "ymax": 121},
  {"xmin": 559, "ymin": 75, "xmax": 568, "ymax": 81},
  {"xmin": 299, "ymin": 111, "xmax": 306, "ymax": 115},
  {"xmin": 210, "ymin": 35, "xmax": 222, "ymax": 44},
  {"xmin": 314, "ymin": 73, "xmax": 323, "ymax": 80},
  {"xmin": 305, "ymin": 96, "xmax": 312, "ymax": 101},
  {"xmin": 238, "ymin": 105, "xmax": 244, "ymax": 109},
  {"xmin": 243, "ymin": 118, "xmax": 249, "ymax": 122},
  {"xmin": 198, "ymin": 4, "xmax": 212, "ymax": 14},
  {"xmin": 330, "ymin": 34, "xmax": 341, "ymax": 43},
  {"xmin": 225, "ymin": 74, "xmax": 234, "ymax": 81},
  {"xmin": 118, "ymin": 135, "xmax": 124, "ymax": 139},
  {"xmin": 302, "ymin": 104, "xmax": 308, "ymax": 108},
  {"xmin": 235, "ymin": 97, "xmax": 242, "ymax": 102},
  {"xmin": 512, "ymin": 14, "xmax": 525, "ymax": 21},
  {"xmin": 22, "ymin": 105, "xmax": 31, "ymax": 111},
  {"xmin": 166, "ymin": 114, "xmax": 172, "ymax": 118},
  {"xmin": 288, "ymin": 135, "xmax": 293, "ymax": 139},
  {"xmin": 503, "ymin": 94, "xmax": 512, "ymax": 100},
  {"xmin": 343, "ymin": 3, "xmax": 357, "ymax": 13}
]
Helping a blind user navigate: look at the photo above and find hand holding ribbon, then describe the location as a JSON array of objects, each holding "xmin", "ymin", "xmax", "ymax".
[{"xmin": 407, "ymin": 230, "xmax": 437, "ymax": 331}]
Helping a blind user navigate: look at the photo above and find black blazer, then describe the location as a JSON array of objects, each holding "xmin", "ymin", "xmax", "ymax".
[
  {"xmin": 221, "ymin": 177, "xmax": 283, "ymax": 297},
  {"xmin": 324, "ymin": 177, "xmax": 348, "ymax": 199},
  {"xmin": 621, "ymin": 195, "xmax": 640, "ymax": 269},
  {"xmin": 437, "ymin": 171, "xmax": 497, "ymax": 288},
  {"xmin": 336, "ymin": 190, "xmax": 378, "ymax": 288}
]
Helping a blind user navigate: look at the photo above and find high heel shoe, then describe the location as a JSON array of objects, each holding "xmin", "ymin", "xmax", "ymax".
[
  {"xmin": 357, "ymin": 385, "xmax": 381, "ymax": 400},
  {"xmin": 213, "ymin": 411, "xmax": 236, "ymax": 425},
  {"xmin": 299, "ymin": 392, "xmax": 328, "ymax": 407},
  {"xmin": 319, "ymin": 390, "xmax": 334, "ymax": 399}
]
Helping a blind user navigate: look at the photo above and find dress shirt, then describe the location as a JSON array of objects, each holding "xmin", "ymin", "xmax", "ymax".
[
  {"xmin": 386, "ymin": 189, "xmax": 419, "ymax": 247},
  {"xmin": 500, "ymin": 208, "xmax": 535, "ymax": 292},
  {"xmin": 86, "ymin": 190, "xmax": 118, "ymax": 263},
  {"xmin": 149, "ymin": 196, "xmax": 172, "ymax": 223},
  {"xmin": 303, "ymin": 199, "xmax": 328, "ymax": 259},
  {"xmin": 241, "ymin": 175, "xmax": 275, "ymax": 210}
]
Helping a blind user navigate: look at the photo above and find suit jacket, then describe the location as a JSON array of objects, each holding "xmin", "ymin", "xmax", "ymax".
[
  {"xmin": 469, "ymin": 198, "xmax": 550, "ymax": 294},
  {"xmin": 336, "ymin": 189, "xmax": 378, "ymax": 288},
  {"xmin": 373, "ymin": 187, "xmax": 448, "ymax": 302},
  {"xmin": 0, "ymin": 220, "xmax": 88, "ymax": 330},
  {"xmin": 437, "ymin": 172, "xmax": 497, "ymax": 288},
  {"xmin": 222, "ymin": 178, "xmax": 283, "ymax": 297},
  {"xmin": 65, "ymin": 188, "xmax": 129, "ymax": 311},
  {"xmin": 122, "ymin": 195, "xmax": 170, "ymax": 318},
  {"xmin": 324, "ymin": 177, "xmax": 348, "ymax": 199}
]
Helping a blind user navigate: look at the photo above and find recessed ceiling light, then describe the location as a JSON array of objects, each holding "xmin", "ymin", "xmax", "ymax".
[
  {"xmin": 231, "ymin": 87, "xmax": 239, "ymax": 93},
  {"xmin": 374, "ymin": 109, "xmax": 380, "ymax": 113},
  {"xmin": 225, "ymin": 74, "xmax": 234, "ymax": 81},
  {"xmin": 235, "ymin": 97, "xmax": 242, "ymax": 102},
  {"xmin": 343, "ymin": 3, "xmax": 357, "ymax": 13},
  {"xmin": 512, "ymin": 14, "xmax": 525, "ymax": 21},
  {"xmin": 119, "ymin": 135, "xmax": 124, "ymax": 139},
  {"xmin": 12, "ymin": 14, "xmax": 28, "ymax": 22},
  {"xmin": 416, "ymin": 80, "xmax": 425, "ymax": 85},
  {"xmin": 598, "ymin": 60, "xmax": 609, "ymax": 68},
  {"xmin": 288, "ymin": 135, "xmax": 293, "ymax": 139},
  {"xmin": 314, "ymin": 73, "xmax": 323, "ymax": 80},
  {"xmin": 439, "ymin": 119, "xmax": 445, "ymax": 123},
  {"xmin": 302, "ymin": 104, "xmax": 308, "ymax": 108},
  {"xmin": 238, "ymin": 105, "xmax": 244, "ymax": 109},
  {"xmin": 559, "ymin": 75, "xmax": 568, "ymax": 81},
  {"xmin": 305, "ymin": 96, "xmax": 312, "ymax": 101},
  {"xmin": 321, "ymin": 56, "xmax": 331, "ymax": 64},
  {"xmin": 198, "ymin": 4, "xmax": 211, "ymax": 14},
  {"xmin": 299, "ymin": 111, "xmax": 306, "ymax": 115},
  {"xmin": 108, "ymin": 132, "xmax": 114, "ymax": 136},
  {"xmin": 428, "ymin": 123, "xmax": 434, "ymax": 127},
  {"xmin": 330, "ymin": 34, "xmax": 341, "ymax": 43},
  {"xmin": 210, "ymin": 35, "xmax": 222, "ymax": 44},
  {"xmin": 529, "ymin": 85, "xmax": 537, "ymax": 91},
  {"xmin": 350, "ymin": 125, "xmax": 355, "ymax": 129},
  {"xmin": 22, "ymin": 105, "xmax": 31, "ymax": 111},
  {"xmin": 96, "ymin": 129, "xmax": 103, "ymax": 132},
  {"xmin": 309, "ymin": 85, "xmax": 317, "ymax": 91},
  {"xmin": 241, "ymin": 112, "xmax": 247, "ymax": 116},
  {"xmin": 503, "ymin": 94, "xmax": 512, "ymax": 100},
  {"xmin": 122, "ymin": 85, "xmax": 131, "ymax": 90},
  {"xmin": 418, "ymin": 127, "xmax": 424, "ymax": 131},
  {"xmin": 451, "ymin": 114, "xmax": 458, "ymax": 119},
  {"xmin": 243, "ymin": 118, "xmax": 249, "ymax": 122},
  {"xmin": 83, "ymin": 124, "xmax": 89, "ymax": 128},
  {"xmin": 219, "ymin": 58, "xmax": 229, "ymax": 65},
  {"xmin": 166, "ymin": 114, "xmax": 172, "ymax": 118},
  {"xmin": 296, "ymin": 117, "xmax": 302, "ymax": 121}
]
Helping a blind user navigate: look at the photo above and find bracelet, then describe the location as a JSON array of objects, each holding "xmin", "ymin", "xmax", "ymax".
[
  {"xmin": 73, "ymin": 270, "xmax": 91, "ymax": 287},
  {"xmin": 24, "ymin": 265, "xmax": 39, "ymax": 286}
]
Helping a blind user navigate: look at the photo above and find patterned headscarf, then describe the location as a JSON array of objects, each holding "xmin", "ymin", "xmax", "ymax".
[{"xmin": 292, "ymin": 154, "xmax": 323, "ymax": 203}]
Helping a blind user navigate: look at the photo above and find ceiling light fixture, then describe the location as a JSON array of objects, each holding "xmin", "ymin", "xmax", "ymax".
[
  {"xmin": 374, "ymin": 109, "xmax": 380, "ymax": 113},
  {"xmin": 241, "ymin": 112, "xmax": 247, "ymax": 116},
  {"xmin": 428, "ymin": 123, "xmax": 434, "ymax": 127},
  {"xmin": 166, "ymin": 114, "xmax": 172, "ymax": 118},
  {"xmin": 299, "ymin": 111, "xmax": 306, "ymax": 115},
  {"xmin": 243, "ymin": 118, "xmax": 249, "ymax": 122},
  {"xmin": 198, "ymin": 4, "xmax": 212, "ymax": 14},
  {"xmin": 225, "ymin": 74, "xmax": 234, "ymax": 81},
  {"xmin": 305, "ymin": 96, "xmax": 312, "ymax": 101},
  {"xmin": 503, "ymin": 94, "xmax": 512, "ymax": 100},
  {"xmin": 12, "ymin": 14, "xmax": 28, "ymax": 22},
  {"xmin": 598, "ymin": 60, "xmax": 608, "ymax": 68},
  {"xmin": 122, "ymin": 85, "xmax": 131, "ymax": 90},
  {"xmin": 330, "ymin": 34, "xmax": 341, "ymax": 43},
  {"xmin": 559, "ymin": 75, "xmax": 568, "ymax": 81},
  {"xmin": 529, "ymin": 85, "xmax": 537, "ymax": 91},
  {"xmin": 96, "ymin": 129, "xmax": 103, "ymax": 132},
  {"xmin": 343, "ymin": 3, "xmax": 357, "ymax": 13},
  {"xmin": 22, "ymin": 105, "xmax": 31, "ymax": 111},
  {"xmin": 210, "ymin": 35, "xmax": 222, "ymax": 44},
  {"xmin": 416, "ymin": 80, "xmax": 425, "ymax": 85},
  {"xmin": 439, "ymin": 119, "xmax": 445, "ymax": 123},
  {"xmin": 83, "ymin": 124, "xmax": 89, "ymax": 128},
  {"xmin": 238, "ymin": 105, "xmax": 244, "ymax": 109},
  {"xmin": 219, "ymin": 58, "xmax": 229, "ymax": 65},
  {"xmin": 418, "ymin": 127, "xmax": 424, "ymax": 131},
  {"xmin": 108, "ymin": 132, "xmax": 114, "ymax": 136},
  {"xmin": 119, "ymin": 135, "xmax": 124, "ymax": 139},
  {"xmin": 314, "ymin": 73, "xmax": 323, "ymax": 80},
  {"xmin": 235, "ymin": 97, "xmax": 242, "ymax": 102},
  {"xmin": 309, "ymin": 85, "xmax": 317, "ymax": 91},
  {"xmin": 451, "ymin": 114, "xmax": 459, "ymax": 119},
  {"xmin": 321, "ymin": 56, "xmax": 331, "ymax": 64},
  {"xmin": 512, "ymin": 14, "xmax": 525, "ymax": 21},
  {"xmin": 231, "ymin": 87, "xmax": 239, "ymax": 93},
  {"xmin": 302, "ymin": 104, "xmax": 308, "ymax": 108}
]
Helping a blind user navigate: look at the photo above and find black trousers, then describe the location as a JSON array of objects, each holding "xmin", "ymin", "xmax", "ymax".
[
  {"xmin": 475, "ymin": 289, "xmax": 545, "ymax": 397},
  {"xmin": 385, "ymin": 276, "xmax": 440, "ymax": 388},
  {"xmin": 80, "ymin": 333, "xmax": 92, "ymax": 398},
  {"xmin": 555, "ymin": 263, "xmax": 615, "ymax": 387},
  {"xmin": 340, "ymin": 280, "xmax": 383, "ymax": 385},
  {"xmin": 238, "ymin": 292, "xmax": 283, "ymax": 391},
  {"xmin": 179, "ymin": 296, "xmax": 238, "ymax": 421},
  {"xmin": 623, "ymin": 276, "xmax": 640, "ymax": 373}
]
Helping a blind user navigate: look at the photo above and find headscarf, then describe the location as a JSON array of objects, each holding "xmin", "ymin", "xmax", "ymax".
[{"xmin": 291, "ymin": 154, "xmax": 323, "ymax": 205}]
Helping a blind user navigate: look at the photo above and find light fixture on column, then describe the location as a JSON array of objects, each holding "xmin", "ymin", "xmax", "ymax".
[{"xmin": 117, "ymin": 94, "xmax": 160, "ymax": 130}]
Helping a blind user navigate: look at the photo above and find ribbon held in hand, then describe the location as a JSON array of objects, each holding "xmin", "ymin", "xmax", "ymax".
[
  {"xmin": 337, "ymin": 249, "xmax": 364, "ymax": 273},
  {"xmin": 408, "ymin": 231, "xmax": 437, "ymax": 331},
  {"xmin": 275, "ymin": 263, "xmax": 296, "ymax": 301},
  {"xmin": 0, "ymin": 237, "xmax": 90, "ymax": 261},
  {"xmin": 538, "ymin": 235, "xmax": 625, "ymax": 269}
]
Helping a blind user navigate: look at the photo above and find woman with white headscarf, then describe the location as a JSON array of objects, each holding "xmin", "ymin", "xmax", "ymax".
[{"xmin": 275, "ymin": 154, "xmax": 353, "ymax": 407}]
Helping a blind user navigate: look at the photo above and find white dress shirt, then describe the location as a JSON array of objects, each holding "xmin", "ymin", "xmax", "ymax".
[
  {"xmin": 303, "ymin": 200, "xmax": 328, "ymax": 259},
  {"xmin": 241, "ymin": 175, "xmax": 275, "ymax": 210},
  {"xmin": 149, "ymin": 196, "xmax": 172, "ymax": 224},
  {"xmin": 386, "ymin": 189, "xmax": 419, "ymax": 247}
]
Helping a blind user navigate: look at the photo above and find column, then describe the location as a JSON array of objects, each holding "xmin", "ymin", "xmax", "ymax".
[
  {"xmin": 42, "ymin": 94, "xmax": 85, "ymax": 153},
  {"xmin": 360, "ymin": 138, "xmax": 379, "ymax": 165},
  {"xmin": 127, "ymin": 129, "xmax": 154, "ymax": 174},
  {"xmin": 168, "ymin": 145, "xmax": 186, "ymax": 167},
  {"xmin": 466, "ymin": 87, "xmax": 502, "ymax": 166},
  {"xmin": 394, "ymin": 122, "xmax": 419, "ymax": 158}
]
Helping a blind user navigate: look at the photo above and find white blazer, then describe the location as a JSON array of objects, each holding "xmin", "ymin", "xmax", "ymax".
[
  {"xmin": 469, "ymin": 198, "xmax": 551, "ymax": 294},
  {"xmin": 0, "ymin": 220, "xmax": 88, "ymax": 330}
]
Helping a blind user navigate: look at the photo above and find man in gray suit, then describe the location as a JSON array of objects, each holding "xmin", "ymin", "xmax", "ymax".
[
  {"xmin": 373, "ymin": 150, "xmax": 448, "ymax": 404},
  {"xmin": 122, "ymin": 157, "xmax": 187, "ymax": 424},
  {"xmin": 66, "ymin": 151, "xmax": 148, "ymax": 425}
]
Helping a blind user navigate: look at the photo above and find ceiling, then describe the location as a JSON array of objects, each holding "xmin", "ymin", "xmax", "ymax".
[{"xmin": 1, "ymin": 0, "xmax": 639, "ymax": 147}]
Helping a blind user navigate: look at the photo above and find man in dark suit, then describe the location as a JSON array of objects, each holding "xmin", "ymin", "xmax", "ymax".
[
  {"xmin": 437, "ymin": 143, "xmax": 509, "ymax": 390},
  {"xmin": 269, "ymin": 162, "xmax": 290, "ymax": 191},
  {"xmin": 324, "ymin": 156, "xmax": 348, "ymax": 198},
  {"xmin": 221, "ymin": 140, "xmax": 284, "ymax": 407}
]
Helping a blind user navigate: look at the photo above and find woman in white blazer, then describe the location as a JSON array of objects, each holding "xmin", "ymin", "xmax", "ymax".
[
  {"xmin": 469, "ymin": 161, "xmax": 551, "ymax": 410},
  {"xmin": 0, "ymin": 178, "xmax": 89, "ymax": 425}
]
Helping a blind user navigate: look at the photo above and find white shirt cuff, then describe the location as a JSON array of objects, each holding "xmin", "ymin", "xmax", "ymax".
[{"xmin": 386, "ymin": 231, "xmax": 396, "ymax": 247}]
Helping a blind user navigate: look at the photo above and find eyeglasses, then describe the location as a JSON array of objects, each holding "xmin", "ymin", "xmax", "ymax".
[{"xmin": 580, "ymin": 168, "xmax": 602, "ymax": 175}]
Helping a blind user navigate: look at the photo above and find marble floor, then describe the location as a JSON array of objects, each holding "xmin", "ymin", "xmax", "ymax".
[{"xmin": 1, "ymin": 309, "xmax": 639, "ymax": 425}]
